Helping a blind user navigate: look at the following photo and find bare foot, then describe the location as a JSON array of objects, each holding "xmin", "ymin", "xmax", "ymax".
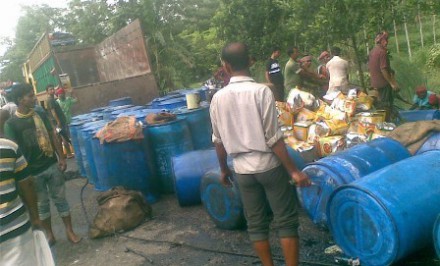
[{"xmin": 67, "ymin": 231, "xmax": 82, "ymax": 244}]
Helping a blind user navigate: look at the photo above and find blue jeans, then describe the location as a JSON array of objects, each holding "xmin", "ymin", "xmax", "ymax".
[{"xmin": 34, "ymin": 163, "xmax": 70, "ymax": 220}]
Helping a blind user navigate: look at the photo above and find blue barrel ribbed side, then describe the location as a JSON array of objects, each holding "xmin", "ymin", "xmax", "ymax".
[
  {"xmin": 174, "ymin": 106, "xmax": 212, "ymax": 150},
  {"xmin": 327, "ymin": 150, "xmax": 440, "ymax": 266},
  {"xmin": 69, "ymin": 119, "xmax": 88, "ymax": 177},
  {"xmin": 145, "ymin": 119, "xmax": 194, "ymax": 193},
  {"xmin": 300, "ymin": 138, "xmax": 411, "ymax": 227},
  {"xmin": 102, "ymin": 139, "xmax": 159, "ymax": 203},
  {"xmin": 78, "ymin": 121, "xmax": 107, "ymax": 186}
]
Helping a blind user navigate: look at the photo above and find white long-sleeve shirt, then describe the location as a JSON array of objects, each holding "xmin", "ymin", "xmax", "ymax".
[{"xmin": 210, "ymin": 76, "xmax": 283, "ymax": 174}]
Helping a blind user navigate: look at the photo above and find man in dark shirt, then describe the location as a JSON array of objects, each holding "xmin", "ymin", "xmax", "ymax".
[
  {"xmin": 5, "ymin": 84, "xmax": 81, "ymax": 245},
  {"xmin": 368, "ymin": 32, "xmax": 399, "ymax": 121},
  {"xmin": 265, "ymin": 47, "xmax": 285, "ymax": 101},
  {"xmin": 46, "ymin": 84, "xmax": 72, "ymax": 157}
]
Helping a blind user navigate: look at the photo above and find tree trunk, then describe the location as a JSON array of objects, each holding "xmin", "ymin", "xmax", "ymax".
[
  {"xmin": 363, "ymin": 27, "xmax": 369, "ymax": 57},
  {"xmin": 418, "ymin": 6, "xmax": 424, "ymax": 48},
  {"xmin": 404, "ymin": 16, "xmax": 412, "ymax": 59},
  {"xmin": 393, "ymin": 19, "xmax": 400, "ymax": 54},
  {"xmin": 350, "ymin": 34, "xmax": 366, "ymax": 92},
  {"xmin": 391, "ymin": 6, "xmax": 400, "ymax": 54},
  {"xmin": 434, "ymin": 15, "xmax": 437, "ymax": 45}
]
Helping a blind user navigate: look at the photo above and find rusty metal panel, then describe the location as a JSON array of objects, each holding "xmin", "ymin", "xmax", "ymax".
[
  {"xmin": 28, "ymin": 32, "xmax": 51, "ymax": 72},
  {"xmin": 54, "ymin": 46, "xmax": 100, "ymax": 87},
  {"xmin": 95, "ymin": 19, "xmax": 151, "ymax": 82}
]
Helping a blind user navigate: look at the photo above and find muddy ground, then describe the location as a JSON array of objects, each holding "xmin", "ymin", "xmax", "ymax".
[{"xmin": 49, "ymin": 159, "xmax": 439, "ymax": 266}]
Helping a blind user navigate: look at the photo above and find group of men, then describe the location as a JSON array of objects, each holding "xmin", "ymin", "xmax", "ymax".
[
  {"xmin": 265, "ymin": 46, "xmax": 349, "ymax": 102},
  {"xmin": 0, "ymin": 83, "xmax": 79, "ymax": 265}
]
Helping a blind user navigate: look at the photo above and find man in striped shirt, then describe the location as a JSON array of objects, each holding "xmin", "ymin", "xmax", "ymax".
[{"xmin": 0, "ymin": 112, "xmax": 42, "ymax": 264}]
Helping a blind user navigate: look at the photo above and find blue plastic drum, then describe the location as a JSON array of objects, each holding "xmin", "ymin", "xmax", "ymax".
[
  {"xmin": 145, "ymin": 119, "xmax": 194, "ymax": 193},
  {"xmin": 108, "ymin": 97, "xmax": 133, "ymax": 107},
  {"xmin": 78, "ymin": 121, "xmax": 107, "ymax": 186},
  {"xmin": 69, "ymin": 119, "xmax": 90, "ymax": 177},
  {"xmin": 173, "ymin": 106, "xmax": 212, "ymax": 150},
  {"xmin": 399, "ymin": 110, "xmax": 440, "ymax": 122},
  {"xmin": 102, "ymin": 139, "xmax": 159, "ymax": 203},
  {"xmin": 416, "ymin": 132, "xmax": 440, "ymax": 154},
  {"xmin": 327, "ymin": 150, "xmax": 440, "ymax": 266},
  {"xmin": 434, "ymin": 214, "xmax": 440, "ymax": 259},
  {"xmin": 157, "ymin": 98, "xmax": 187, "ymax": 110},
  {"xmin": 300, "ymin": 138, "xmax": 411, "ymax": 227},
  {"xmin": 172, "ymin": 149, "xmax": 219, "ymax": 206},
  {"xmin": 200, "ymin": 148, "xmax": 306, "ymax": 230}
]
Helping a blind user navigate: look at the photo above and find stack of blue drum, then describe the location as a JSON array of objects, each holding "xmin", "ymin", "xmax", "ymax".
[{"xmin": 69, "ymin": 90, "xmax": 213, "ymax": 203}]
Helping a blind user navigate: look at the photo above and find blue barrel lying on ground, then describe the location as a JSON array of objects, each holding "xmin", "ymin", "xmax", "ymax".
[
  {"xmin": 399, "ymin": 110, "xmax": 440, "ymax": 122},
  {"xmin": 145, "ymin": 118, "xmax": 194, "ymax": 193},
  {"xmin": 416, "ymin": 132, "xmax": 440, "ymax": 155},
  {"xmin": 299, "ymin": 137, "xmax": 411, "ymax": 227},
  {"xmin": 78, "ymin": 121, "xmax": 107, "ymax": 186},
  {"xmin": 200, "ymin": 147, "xmax": 305, "ymax": 230},
  {"xmin": 173, "ymin": 106, "xmax": 212, "ymax": 150},
  {"xmin": 327, "ymin": 150, "xmax": 440, "ymax": 266},
  {"xmin": 434, "ymin": 214, "xmax": 440, "ymax": 259},
  {"xmin": 108, "ymin": 96, "xmax": 133, "ymax": 107},
  {"xmin": 172, "ymin": 149, "xmax": 219, "ymax": 206}
]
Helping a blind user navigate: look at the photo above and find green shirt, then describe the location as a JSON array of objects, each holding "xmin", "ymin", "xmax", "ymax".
[
  {"xmin": 284, "ymin": 58, "xmax": 301, "ymax": 90},
  {"xmin": 57, "ymin": 97, "xmax": 77, "ymax": 124}
]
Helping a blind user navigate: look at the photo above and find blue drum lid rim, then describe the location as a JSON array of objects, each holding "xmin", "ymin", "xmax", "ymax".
[
  {"xmin": 202, "ymin": 182, "xmax": 233, "ymax": 222},
  {"xmin": 327, "ymin": 185, "xmax": 399, "ymax": 266},
  {"xmin": 145, "ymin": 117, "xmax": 187, "ymax": 128},
  {"xmin": 301, "ymin": 164, "xmax": 345, "ymax": 225}
]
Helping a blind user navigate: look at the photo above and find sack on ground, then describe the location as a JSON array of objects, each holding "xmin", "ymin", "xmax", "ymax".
[{"xmin": 89, "ymin": 187, "xmax": 152, "ymax": 239}]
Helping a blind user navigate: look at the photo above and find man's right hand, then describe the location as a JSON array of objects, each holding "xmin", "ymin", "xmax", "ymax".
[
  {"xmin": 290, "ymin": 171, "xmax": 311, "ymax": 187},
  {"xmin": 220, "ymin": 168, "xmax": 233, "ymax": 188}
]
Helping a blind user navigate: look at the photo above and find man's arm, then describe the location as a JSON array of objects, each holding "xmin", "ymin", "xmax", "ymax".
[
  {"xmin": 261, "ymin": 90, "xmax": 310, "ymax": 187},
  {"xmin": 214, "ymin": 142, "xmax": 233, "ymax": 187},
  {"xmin": 48, "ymin": 123, "xmax": 67, "ymax": 172},
  {"xmin": 381, "ymin": 69, "xmax": 398, "ymax": 90},
  {"xmin": 271, "ymin": 139, "xmax": 310, "ymax": 187},
  {"xmin": 265, "ymin": 71, "xmax": 271, "ymax": 83},
  {"xmin": 18, "ymin": 177, "xmax": 41, "ymax": 228}
]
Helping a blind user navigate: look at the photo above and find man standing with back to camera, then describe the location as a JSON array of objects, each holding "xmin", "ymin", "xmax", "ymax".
[{"xmin": 210, "ymin": 42, "xmax": 311, "ymax": 266}]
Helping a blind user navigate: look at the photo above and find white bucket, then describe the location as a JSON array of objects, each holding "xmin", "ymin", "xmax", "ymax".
[{"xmin": 186, "ymin": 93, "xmax": 200, "ymax": 109}]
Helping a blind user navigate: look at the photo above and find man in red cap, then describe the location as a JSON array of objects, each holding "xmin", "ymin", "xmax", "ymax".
[
  {"xmin": 429, "ymin": 93, "xmax": 440, "ymax": 109},
  {"xmin": 317, "ymin": 51, "xmax": 330, "ymax": 94},
  {"xmin": 410, "ymin": 86, "xmax": 434, "ymax": 110},
  {"xmin": 368, "ymin": 31, "xmax": 399, "ymax": 121}
]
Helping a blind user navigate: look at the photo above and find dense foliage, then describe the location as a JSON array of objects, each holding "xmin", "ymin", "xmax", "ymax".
[{"xmin": 1, "ymin": 0, "xmax": 439, "ymax": 95}]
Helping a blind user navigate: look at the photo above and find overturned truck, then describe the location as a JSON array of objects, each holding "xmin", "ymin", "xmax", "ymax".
[{"xmin": 23, "ymin": 19, "xmax": 159, "ymax": 114}]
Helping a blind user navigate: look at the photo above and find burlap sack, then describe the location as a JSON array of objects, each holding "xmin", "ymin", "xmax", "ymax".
[
  {"xmin": 95, "ymin": 116, "xmax": 143, "ymax": 144},
  {"xmin": 89, "ymin": 187, "xmax": 152, "ymax": 239}
]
